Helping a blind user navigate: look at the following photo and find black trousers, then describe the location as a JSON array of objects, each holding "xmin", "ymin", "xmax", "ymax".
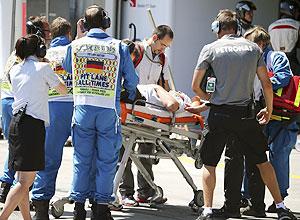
[
  {"xmin": 200, "ymin": 104, "xmax": 268, "ymax": 212},
  {"xmin": 224, "ymin": 102, "xmax": 266, "ymax": 212}
]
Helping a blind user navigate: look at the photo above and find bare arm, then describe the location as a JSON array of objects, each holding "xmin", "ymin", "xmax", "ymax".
[
  {"xmin": 157, "ymin": 79, "xmax": 170, "ymax": 92},
  {"xmin": 54, "ymin": 81, "xmax": 68, "ymax": 95},
  {"xmin": 192, "ymin": 69, "xmax": 210, "ymax": 100},
  {"xmin": 256, "ymin": 65, "xmax": 273, "ymax": 124},
  {"xmin": 154, "ymin": 85, "xmax": 179, "ymax": 112}
]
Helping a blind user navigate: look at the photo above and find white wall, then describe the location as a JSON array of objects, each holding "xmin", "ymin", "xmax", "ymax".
[
  {"xmin": 171, "ymin": 0, "xmax": 279, "ymax": 97},
  {"xmin": 121, "ymin": 0, "xmax": 279, "ymax": 97},
  {"xmin": 0, "ymin": 1, "xmax": 13, "ymax": 81}
]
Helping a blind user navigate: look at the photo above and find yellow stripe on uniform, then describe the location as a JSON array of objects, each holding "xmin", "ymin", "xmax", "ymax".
[
  {"xmin": 271, "ymin": 115, "xmax": 290, "ymax": 121},
  {"xmin": 275, "ymin": 88, "xmax": 283, "ymax": 97},
  {"xmin": 55, "ymin": 70, "xmax": 66, "ymax": 75},
  {"xmin": 294, "ymin": 82, "xmax": 300, "ymax": 107},
  {"xmin": 86, "ymin": 68, "xmax": 103, "ymax": 74}
]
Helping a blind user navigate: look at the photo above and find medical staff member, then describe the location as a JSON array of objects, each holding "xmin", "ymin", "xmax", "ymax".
[
  {"xmin": 186, "ymin": 9, "xmax": 296, "ymax": 220},
  {"xmin": 0, "ymin": 34, "xmax": 67, "ymax": 220},
  {"xmin": 30, "ymin": 17, "xmax": 73, "ymax": 220},
  {"xmin": 119, "ymin": 25, "xmax": 173, "ymax": 207},
  {"xmin": 242, "ymin": 26, "xmax": 298, "ymax": 216},
  {"xmin": 0, "ymin": 16, "xmax": 51, "ymax": 204},
  {"xmin": 269, "ymin": 0, "xmax": 300, "ymax": 75},
  {"xmin": 63, "ymin": 5, "xmax": 138, "ymax": 220}
]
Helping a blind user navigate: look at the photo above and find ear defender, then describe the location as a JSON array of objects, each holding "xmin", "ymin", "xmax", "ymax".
[
  {"xmin": 211, "ymin": 20, "xmax": 220, "ymax": 33},
  {"xmin": 26, "ymin": 21, "xmax": 44, "ymax": 37},
  {"xmin": 100, "ymin": 10, "xmax": 111, "ymax": 29},
  {"xmin": 33, "ymin": 34, "xmax": 47, "ymax": 58}
]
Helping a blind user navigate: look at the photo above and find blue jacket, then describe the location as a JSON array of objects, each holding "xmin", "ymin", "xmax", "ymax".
[
  {"xmin": 50, "ymin": 36, "xmax": 71, "ymax": 48},
  {"xmin": 63, "ymin": 29, "xmax": 138, "ymax": 112},
  {"xmin": 263, "ymin": 46, "xmax": 293, "ymax": 91}
]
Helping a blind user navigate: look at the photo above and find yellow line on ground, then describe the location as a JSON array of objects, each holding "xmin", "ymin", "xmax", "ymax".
[{"xmin": 179, "ymin": 156, "xmax": 300, "ymax": 179}]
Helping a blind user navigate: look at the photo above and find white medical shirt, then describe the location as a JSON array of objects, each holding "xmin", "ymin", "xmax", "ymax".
[
  {"xmin": 136, "ymin": 40, "xmax": 171, "ymax": 85},
  {"xmin": 10, "ymin": 56, "xmax": 61, "ymax": 125}
]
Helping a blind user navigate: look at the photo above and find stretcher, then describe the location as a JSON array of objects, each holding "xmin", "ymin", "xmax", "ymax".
[
  {"xmin": 112, "ymin": 100, "xmax": 205, "ymax": 210},
  {"xmin": 49, "ymin": 100, "xmax": 205, "ymax": 218}
]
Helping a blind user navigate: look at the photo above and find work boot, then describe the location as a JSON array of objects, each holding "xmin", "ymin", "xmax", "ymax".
[
  {"xmin": 32, "ymin": 199, "xmax": 50, "ymax": 220},
  {"xmin": 0, "ymin": 182, "xmax": 12, "ymax": 203},
  {"xmin": 73, "ymin": 202, "xmax": 86, "ymax": 220},
  {"xmin": 93, "ymin": 204, "xmax": 114, "ymax": 220}
]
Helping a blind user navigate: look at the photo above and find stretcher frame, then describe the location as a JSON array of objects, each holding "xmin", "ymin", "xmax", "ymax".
[{"xmin": 112, "ymin": 101, "xmax": 204, "ymax": 210}]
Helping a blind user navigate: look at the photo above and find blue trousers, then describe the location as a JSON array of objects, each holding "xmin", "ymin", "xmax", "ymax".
[
  {"xmin": 31, "ymin": 102, "xmax": 73, "ymax": 200},
  {"xmin": 265, "ymin": 120, "xmax": 298, "ymax": 198},
  {"xmin": 70, "ymin": 105, "xmax": 122, "ymax": 204},
  {"xmin": 0, "ymin": 98, "xmax": 15, "ymax": 184}
]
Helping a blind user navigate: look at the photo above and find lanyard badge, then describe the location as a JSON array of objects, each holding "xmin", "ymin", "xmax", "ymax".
[{"xmin": 206, "ymin": 77, "xmax": 216, "ymax": 93}]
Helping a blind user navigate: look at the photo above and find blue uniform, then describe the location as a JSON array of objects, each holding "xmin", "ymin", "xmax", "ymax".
[
  {"xmin": 63, "ymin": 29, "xmax": 138, "ymax": 203},
  {"xmin": 263, "ymin": 46, "xmax": 298, "ymax": 198},
  {"xmin": 0, "ymin": 52, "xmax": 21, "ymax": 185},
  {"xmin": 31, "ymin": 36, "xmax": 74, "ymax": 200}
]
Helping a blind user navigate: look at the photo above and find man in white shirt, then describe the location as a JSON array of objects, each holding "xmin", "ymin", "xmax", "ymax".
[
  {"xmin": 269, "ymin": 0, "xmax": 300, "ymax": 75},
  {"xmin": 119, "ymin": 25, "xmax": 174, "ymax": 206}
]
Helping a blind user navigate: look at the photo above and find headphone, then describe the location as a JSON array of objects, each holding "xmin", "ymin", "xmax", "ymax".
[
  {"xmin": 32, "ymin": 34, "xmax": 47, "ymax": 58},
  {"xmin": 211, "ymin": 10, "xmax": 238, "ymax": 34},
  {"xmin": 211, "ymin": 20, "xmax": 221, "ymax": 33},
  {"xmin": 26, "ymin": 21, "xmax": 44, "ymax": 37},
  {"xmin": 83, "ymin": 5, "xmax": 111, "ymax": 30}
]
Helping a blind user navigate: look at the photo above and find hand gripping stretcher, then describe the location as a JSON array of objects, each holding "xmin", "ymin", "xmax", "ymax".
[{"xmin": 49, "ymin": 100, "xmax": 205, "ymax": 218}]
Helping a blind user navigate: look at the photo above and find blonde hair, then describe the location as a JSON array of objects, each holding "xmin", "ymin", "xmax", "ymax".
[{"xmin": 244, "ymin": 26, "xmax": 270, "ymax": 45}]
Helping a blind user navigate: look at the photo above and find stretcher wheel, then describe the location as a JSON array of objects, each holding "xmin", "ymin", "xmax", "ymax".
[
  {"xmin": 188, "ymin": 200, "xmax": 199, "ymax": 212},
  {"xmin": 194, "ymin": 157, "xmax": 203, "ymax": 169},
  {"xmin": 50, "ymin": 204, "xmax": 64, "ymax": 219},
  {"xmin": 194, "ymin": 190, "xmax": 204, "ymax": 207}
]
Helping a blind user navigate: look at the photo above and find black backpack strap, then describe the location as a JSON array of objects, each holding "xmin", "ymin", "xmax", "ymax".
[{"xmin": 158, "ymin": 53, "xmax": 166, "ymax": 89}]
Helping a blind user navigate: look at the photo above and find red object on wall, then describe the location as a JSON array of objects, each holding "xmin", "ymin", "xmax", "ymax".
[
  {"xmin": 22, "ymin": 1, "xmax": 27, "ymax": 36},
  {"xmin": 130, "ymin": 0, "xmax": 137, "ymax": 7}
]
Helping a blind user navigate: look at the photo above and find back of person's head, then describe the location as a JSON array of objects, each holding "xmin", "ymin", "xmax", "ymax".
[
  {"xmin": 15, "ymin": 34, "xmax": 47, "ymax": 60},
  {"xmin": 50, "ymin": 17, "xmax": 71, "ymax": 39},
  {"xmin": 122, "ymin": 39, "xmax": 136, "ymax": 55},
  {"xmin": 152, "ymin": 25, "xmax": 174, "ymax": 40},
  {"xmin": 26, "ymin": 16, "xmax": 47, "ymax": 36},
  {"xmin": 280, "ymin": 0, "xmax": 300, "ymax": 20},
  {"xmin": 235, "ymin": 1, "xmax": 257, "ymax": 20},
  {"xmin": 213, "ymin": 9, "xmax": 238, "ymax": 34},
  {"xmin": 244, "ymin": 26, "xmax": 270, "ymax": 49},
  {"xmin": 84, "ymin": 5, "xmax": 111, "ymax": 30}
]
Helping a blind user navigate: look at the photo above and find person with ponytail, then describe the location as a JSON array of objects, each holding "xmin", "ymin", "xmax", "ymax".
[{"xmin": 0, "ymin": 34, "xmax": 67, "ymax": 220}]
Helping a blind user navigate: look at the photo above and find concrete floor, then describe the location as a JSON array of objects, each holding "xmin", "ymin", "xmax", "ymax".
[{"xmin": 0, "ymin": 139, "xmax": 299, "ymax": 219}]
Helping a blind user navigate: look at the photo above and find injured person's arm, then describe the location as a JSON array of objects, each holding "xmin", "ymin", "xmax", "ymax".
[
  {"xmin": 137, "ymin": 84, "xmax": 201, "ymax": 113},
  {"xmin": 153, "ymin": 84, "xmax": 179, "ymax": 112}
]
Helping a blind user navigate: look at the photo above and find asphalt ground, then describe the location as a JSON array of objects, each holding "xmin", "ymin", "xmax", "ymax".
[{"xmin": 0, "ymin": 139, "xmax": 299, "ymax": 219}]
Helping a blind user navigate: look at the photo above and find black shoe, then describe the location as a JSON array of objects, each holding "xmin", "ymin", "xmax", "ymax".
[
  {"xmin": 0, "ymin": 182, "xmax": 12, "ymax": 203},
  {"xmin": 242, "ymin": 206, "xmax": 266, "ymax": 218},
  {"xmin": 213, "ymin": 206, "xmax": 241, "ymax": 218},
  {"xmin": 73, "ymin": 202, "xmax": 86, "ymax": 220},
  {"xmin": 267, "ymin": 202, "xmax": 276, "ymax": 213},
  {"xmin": 277, "ymin": 208, "xmax": 297, "ymax": 220},
  {"xmin": 93, "ymin": 204, "xmax": 114, "ymax": 220},
  {"xmin": 32, "ymin": 199, "xmax": 50, "ymax": 220},
  {"xmin": 196, "ymin": 212, "xmax": 213, "ymax": 220},
  {"xmin": 240, "ymin": 197, "xmax": 250, "ymax": 208}
]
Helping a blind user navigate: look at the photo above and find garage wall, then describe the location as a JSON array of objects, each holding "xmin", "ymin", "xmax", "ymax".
[{"xmin": 171, "ymin": 0, "xmax": 280, "ymax": 97}]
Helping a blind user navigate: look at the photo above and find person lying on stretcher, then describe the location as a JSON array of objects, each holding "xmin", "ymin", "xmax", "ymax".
[{"xmin": 136, "ymin": 84, "xmax": 201, "ymax": 113}]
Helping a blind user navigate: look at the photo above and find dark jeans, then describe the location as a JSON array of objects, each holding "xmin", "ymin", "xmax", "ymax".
[{"xmin": 119, "ymin": 143, "xmax": 154, "ymax": 198}]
